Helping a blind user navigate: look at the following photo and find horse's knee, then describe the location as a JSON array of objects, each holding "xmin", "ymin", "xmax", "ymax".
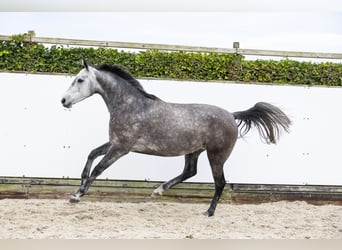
[{"xmin": 88, "ymin": 150, "xmax": 97, "ymax": 160}]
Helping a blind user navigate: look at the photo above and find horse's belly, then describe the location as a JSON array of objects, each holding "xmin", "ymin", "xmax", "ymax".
[{"xmin": 131, "ymin": 135, "xmax": 205, "ymax": 156}]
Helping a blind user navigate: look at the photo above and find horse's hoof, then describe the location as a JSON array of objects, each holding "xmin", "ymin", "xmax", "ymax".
[
  {"xmin": 69, "ymin": 195, "xmax": 80, "ymax": 203},
  {"xmin": 151, "ymin": 185, "xmax": 164, "ymax": 198},
  {"xmin": 150, "ymin": 192, "xmax": 159, "ymax": 198},
  {"xmin": 202, "ymin": 210, "xmax": 214, "ymax": 217},
  {"xmin": 151, "ymin": 190, "xmax": 163, "ymax": 198}
]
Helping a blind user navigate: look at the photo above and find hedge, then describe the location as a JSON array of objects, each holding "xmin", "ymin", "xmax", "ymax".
[{"xmin": 1, "ymin": 33, "xmax": 342, "ymax": 86}]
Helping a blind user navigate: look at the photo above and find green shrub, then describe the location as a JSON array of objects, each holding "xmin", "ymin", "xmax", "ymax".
[{"xmin": 1, "ymin": 33, "xmax": 342, "ymax": 86}]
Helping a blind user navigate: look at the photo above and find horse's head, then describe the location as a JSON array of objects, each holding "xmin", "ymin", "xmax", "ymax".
[{"xmin": 61, "ymin": 61, "xmax": 100, "ymax": 108}]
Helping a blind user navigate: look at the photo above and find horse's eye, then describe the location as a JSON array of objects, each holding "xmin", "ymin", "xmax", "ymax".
[{"xmin": 77, "ymin": 79, "xmax": 84, "ymax": 83}]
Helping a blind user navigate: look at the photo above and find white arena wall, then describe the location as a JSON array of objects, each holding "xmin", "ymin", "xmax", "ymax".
[{"xmin": 0, "ymin": 72, "xmax": 341, "ymax": 185}]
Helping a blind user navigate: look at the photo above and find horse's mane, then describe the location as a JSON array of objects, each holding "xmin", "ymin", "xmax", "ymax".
[{"xmin": 97, "ymin": 64, "xmax": 158, "ymax": 100}]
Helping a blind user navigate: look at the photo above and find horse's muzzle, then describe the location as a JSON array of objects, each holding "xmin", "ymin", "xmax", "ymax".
[{"xmin": 61, "ymin": 97, "xmax": 72, "ymax": 108}]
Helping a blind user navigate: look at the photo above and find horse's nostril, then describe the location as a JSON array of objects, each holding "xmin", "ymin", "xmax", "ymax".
[{"xmin": 61, "ymin": 98, "xmax": 66, "ymax": 104}]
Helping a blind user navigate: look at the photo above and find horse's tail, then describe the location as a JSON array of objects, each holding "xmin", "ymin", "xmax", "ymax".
[{"xmin": 233, "ymin": 102, "xmax": 291, "ymax": 144}]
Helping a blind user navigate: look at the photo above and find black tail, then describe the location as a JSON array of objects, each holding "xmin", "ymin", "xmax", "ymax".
[{"xmin": 233, "ymin": 102, "xmax": 291, "ymax": 144}]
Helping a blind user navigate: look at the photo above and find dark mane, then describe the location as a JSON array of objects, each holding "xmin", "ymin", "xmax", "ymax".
[{"xmin": 97, "ymin": 64, "xmax": 158, "ymax": 100}]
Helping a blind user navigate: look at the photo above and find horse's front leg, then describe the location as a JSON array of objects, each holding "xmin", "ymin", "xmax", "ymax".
[
  {"xmin": 70, "ymin": 145, "xmax": 129, "ymax": 203},
  {"xmin": 81, "ymin": 142, "xmax": 111, "ymax": 185}
]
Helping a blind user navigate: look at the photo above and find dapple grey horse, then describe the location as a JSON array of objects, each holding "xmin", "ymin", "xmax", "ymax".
[{"xmin": 61, "ymin": 61, "xmax": 291, "ymax": 216}]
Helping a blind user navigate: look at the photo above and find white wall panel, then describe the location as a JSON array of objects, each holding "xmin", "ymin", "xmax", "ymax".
[{"xmin": 0, "ymin": 72, "xmax": 341, "ymax": 185}]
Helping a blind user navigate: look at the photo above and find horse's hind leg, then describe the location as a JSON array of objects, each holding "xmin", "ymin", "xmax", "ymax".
[
  {"xmin": 151, "ymin": 150, "xmax": 203, "ymax": 197},
  {"xmin": 204, "ymin": 149, "xmax": 233, "ymax": 217},
  {"xmin": 204, "ymin": 162, "xmax": 226, "ymax": 217}
]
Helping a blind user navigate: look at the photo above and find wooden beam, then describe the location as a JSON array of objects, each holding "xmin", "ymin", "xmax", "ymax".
[
  {"xmin": 237, "ymin": 48, "xmax": 342, "ymax": 59},
  {"xmin": 1, "ymin": 35, "xmax": 342, "ymax": 60},
  {"xmin": 1, "ymin": 176, "xmax": 342, "ymax": 205}
]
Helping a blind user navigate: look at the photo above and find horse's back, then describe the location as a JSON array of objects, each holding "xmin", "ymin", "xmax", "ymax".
[{"xmin": 167, "ymin": 102, "xmax": 237, "ymax": 132}]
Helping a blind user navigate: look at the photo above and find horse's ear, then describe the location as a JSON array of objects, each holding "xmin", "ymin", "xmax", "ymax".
[{"xmin": 82, "ymin": 60, "xmax": 89, "ymax": 71}]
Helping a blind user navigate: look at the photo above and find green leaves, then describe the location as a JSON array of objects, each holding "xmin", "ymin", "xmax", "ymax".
[{"xmin": 1, "ymin": 34, "xmax": 342, "ymax": 86}]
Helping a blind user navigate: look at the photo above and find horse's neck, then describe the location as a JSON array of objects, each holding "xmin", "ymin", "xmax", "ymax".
[{"xmin": 99, "ymin": 81, "xmax": 149, "ymax": 117}]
